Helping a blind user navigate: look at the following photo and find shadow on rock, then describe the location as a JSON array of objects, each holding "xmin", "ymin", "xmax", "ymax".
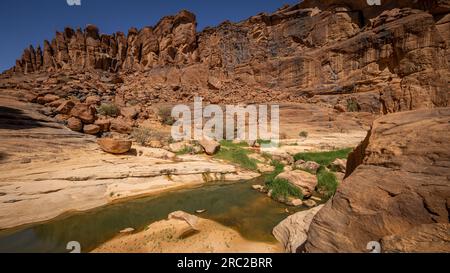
[
  {"xmin": 0, "ymin": 106, "xmax": 44, "ymax": 130},
  {"xmin": 0, "ymin": 152, "xmax": 8, "ymax": 162}
]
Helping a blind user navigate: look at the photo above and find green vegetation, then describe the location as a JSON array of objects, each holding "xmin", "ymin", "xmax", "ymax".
[
  {"xmin": 263, "ymin": 160, "xmax": 303, "ymax": 201},
  {"xmin": 97, "ymin": 103, "xmax": 120, "ymax": 117},
  {"xmin": 317, "ymin": 167, "xmax": 339, "ymax": 199},
  {"xmin": 294, "ymin": 148, "xmax": 352, "ymax": 166},
  {"xmin": 299, "ymin": 131, "xmax": 309, "ymax": 138},
  {"xmin": 159, "ymin": 107, "xmax": 175, "ymax": 126},
  {"xmin": 257, "ymin": 139, "xmax": 272, "ymax": 145},
  {"xmin": 264, "ymin": 160, "xmax": 284, "ymax": 184},
  {"xmin": 175, "ymin": 146, "xmax": 195, "ymax": 156},
  {"xmin": 266, "ymin": 178, "xmax": 303, "ymax": 201},
  {"xmin": 220, "ymin": 140, "xmax": 248, "ymax": 148},
  {"xmin": 292, "ymin": 148, "xmax": 352, "ymax": 199},
  {"xmin": 347, "ymin": 99, "xmax": 360, "ymax": 112},
  {"xmin": 214, "ymin": 140, "xmax": 257, "ymax": 170}
]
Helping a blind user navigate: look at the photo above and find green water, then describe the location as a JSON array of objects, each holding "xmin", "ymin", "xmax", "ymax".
[{"xmin": 0, "ymin": 178, "xmax": 303, "ymax": 253}]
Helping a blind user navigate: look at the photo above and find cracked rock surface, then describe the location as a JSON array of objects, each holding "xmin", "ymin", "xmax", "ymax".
[{"xmin": 305, "ymin": 108, "xmax": 450, "ymax": 253}]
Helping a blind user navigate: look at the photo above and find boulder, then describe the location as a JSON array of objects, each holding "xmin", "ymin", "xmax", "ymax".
[
  {"xmin": 85, "ymin": 95, "xmax": 101, "ymax": 105},
  {"xmin": 169, "ymin": 142, "xmax": 189, "ymax": 153},
  {"xmin": 110, "ymin": 118, "xmax": 133, "ymax": 134},
  {"xmin": 70, "ymin": 103, "xmax": 96, "ymax": 124},
  {"xmin": 305, "ymin": 109, "xmax": 450, "ymax": 253},
  {"xmin": 94, "ymin": 118, "xmax": 111, "ymax": 132},
  {"xmin": 119, "ymin": 228, "xmax": 135, "ymax": 234},
  {"xmin": 120, "ymin": 106, "xmax": 140, "ymax": 120},
  {"xmin": 271, "ymin": 152, "xmax": 294, "ymax": 165},
  {"xmin": 273, "ymin": 205, "xmax": 324, "ymax": 253},
  {"xmin": 257, "ymin": 163, "xmax": 275, "ymax": 173},
  {"xmin": 290, "ymin": 199, "xmax": 303, "ymax": 207},
  {"xmin": 55, "ymin": 100, "xmax": 75, "ymax": 115},
  {"xmin": 168, "ymin": 211, "xmax": 199, "ymax": 230},
  {"xmin": 148, "ymin": 140, "xmax": 163, "ymax": 149},
  {"xmin": 294, "ymin": 161, "xmax": 321, "ymax": 174},
  {"xmin": 39, "ymin": 94, "xmax": 59, "ymax": 104},
  {"xmin": 329, "ymin": 158, "xmax": 347, "ymax": 173},
  {"xmin": 275, "ymin": 170, "xmax": 318, "ymax": 198},
  {"xmin": 199, "ymin": 137, "xmax": 220, "ymax": 155},
  {"xmin": 67, "ymin": 117, "xmax": 83, "ymax": 132},
  {"xmin": 54, "ymin": 114, "xmax": 69, "ymax": 123},
  {"xmin": 97, "ymin": 138, "xmax": 132, "ymax": 154},
  {"xmin": 303, "ymin": 199, "xmax": 317, "ymax": 208},
  {"xmin": 83, "ymin": 124, "xmax": 101, "ymax": 135}
]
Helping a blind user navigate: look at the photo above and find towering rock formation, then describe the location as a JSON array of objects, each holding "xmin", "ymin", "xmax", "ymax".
[{"xmin": 2, "ymin": 0, "xmax": 449, "ymax": 111}]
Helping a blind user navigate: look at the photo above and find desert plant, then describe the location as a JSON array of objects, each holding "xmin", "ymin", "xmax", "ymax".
[
  {"xmin": 299, "ymin": 131, "xmax": 309, "ymax": 138},
  {"xmin": 176, "ymin": 146, "xmax": 195, "ymax": 156},
  {"xmin": 158, "ymin": 107, "xmax": 175, "ymax": 126},
  {"xmin": 97, "ymin": 103, "xmax": 120, "ymax": 117},
  {"xmin": 131, "ymin": 127, "xmax": 152, "ymax": 145},
  {"xmin": 346, "ymin": 99, "xmax": 360, "ymax": 112}
]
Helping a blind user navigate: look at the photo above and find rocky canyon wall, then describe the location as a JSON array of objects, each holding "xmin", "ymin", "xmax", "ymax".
[{"xmin": 2, "ymin": 0, "xmax": 449, "ymax": 113}]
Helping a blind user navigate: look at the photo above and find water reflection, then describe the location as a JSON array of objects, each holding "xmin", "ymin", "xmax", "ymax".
[{"xmin": 0, "ymin": 179, "xmax": 302, "ymax": 253}]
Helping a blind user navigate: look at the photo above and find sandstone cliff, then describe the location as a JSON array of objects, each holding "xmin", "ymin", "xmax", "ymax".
[
  {"xmin": 2, "ymin": 0, "xmax": 449, "ymax": 111},
  {"xmin": 304, "ymin": 108, "xmax": 450, "ymax": 253}
]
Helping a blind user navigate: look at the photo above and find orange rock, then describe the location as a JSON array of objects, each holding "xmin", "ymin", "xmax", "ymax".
[{"xmin": 97, "ymin": 138, "xmax": 132, "ymax": 154}]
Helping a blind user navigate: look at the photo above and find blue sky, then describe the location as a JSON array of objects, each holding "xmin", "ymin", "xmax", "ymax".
[{"xmin": 0, "ymin": 0, "xmax": 300, "ymax": 72}]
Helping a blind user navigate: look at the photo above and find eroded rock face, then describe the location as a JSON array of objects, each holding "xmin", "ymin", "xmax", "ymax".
[
  {"xmin": 381, "ymin": 223, "xmax": 450, "ymax": 253},
  {"xmin": 3, "ymin": 2, "xmax": 448, "ymax": 110},
  {"xmin": 304, "ymin": 108, "xmax": 450, "ymax": 253}
]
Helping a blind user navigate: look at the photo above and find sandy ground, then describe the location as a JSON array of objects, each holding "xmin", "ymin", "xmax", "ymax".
[{"xmin": 93, "ymin": 215, "xmax": 283, "ymax": 253}]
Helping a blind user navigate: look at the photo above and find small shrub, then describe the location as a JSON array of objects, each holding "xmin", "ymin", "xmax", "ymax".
[
  {"xmin": 176, "ymin": 146, "xmax": 195, "ymax": 155},
  {"xmin": 131, "ymin": 127, "xmax": 152, "ymax": 145},
  {"xmin": 347, "ymin": 99, "xmax": 360, "ymax": 112},
  {"xmin": 317, "ymin": 167, "xmax": 339, "ymax": 199},
  {"xmin": 159, "ymin": 107, "xmax": 175, "ymax": 126},
  {"xmin": 97, "ymin": 103, "xmax": 120, "ymax": 117},
  {"xmin": 299, "ymin": 131, "xmax": 309, "ymax": 138}
]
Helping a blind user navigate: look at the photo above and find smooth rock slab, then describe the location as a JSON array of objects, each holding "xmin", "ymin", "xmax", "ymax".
[
  {"xmin": 273, "ymin": 205, "xmax": 324, "ymax": 253},
  {"xmin": 275, "ymin": 170, "xmax": 318, "ymax": 197}
]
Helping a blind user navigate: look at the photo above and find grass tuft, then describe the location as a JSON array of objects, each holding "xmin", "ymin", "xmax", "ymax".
[
  {"xmin": 294, "ymin": 148, "xmax": 352, "ymax": 166},
  {"xmin": 317, "ymin": 166, "xmax": 339, "ymax": 199},
  {"xmin": 266, "ymin": 178, "xmax": 303, "ymax": 201},
  {"xmin": 97, "ymin": 103, "xmax": 120, "ymax": 117},
  {"xmin": 159, "ymin": 107, "xmax": 175, "ymax": 126},
  {"xmin": 214, "ymin": 141, "xmax": 257, "ymax": 170}
]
